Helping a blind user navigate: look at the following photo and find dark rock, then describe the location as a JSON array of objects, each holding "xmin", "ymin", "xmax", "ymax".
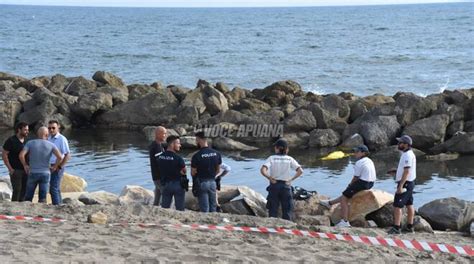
[
  {"xmin": 98, "ymin": 84, "xmax": 129, "ymax": 106},
  {"xmin": 432, "ymin": 103, "xmax": 464, "ymax": 123},
  {"xmin": 349, "ymin": 99, "xmax": 368, "ymax": 123},
  {"xmin": 307, "ymin": 103, "xmax": 337, "ymax": 129},
  {"xmin": 394, "ymin": 92, "xmax": 435, "ymax": 127},
  {"xmin": 283, "ymin": 132, "xmax": 310, "ymax": 148},
  {"xmin": 225, "ymin": 87, "xmax": 250, "ymax": 107},
  {"xmin": 366, "ymin": 202, "xmax": 407, "ymax": 228},
  {"xmin": 321, "ymin": 94, "xmax": 351, "ymax": 121},
  {"xmin": 17, "ymin": 76, "xmax": 51, "ymax": 93},
  {"xmin": 92, "ymin": 71, "xmax": 125, "ymax": 88},
  {"xmin": 202, "ymin": 85, "xmax": 229, "ymax": 115},
  {"xmin": 0, "ymin": 80, "xmax": 14, "ymax": 92},
  {"xmin": 282, "ymin": 104, "xmax": 296, "ymax": 117},
  {"xmin": 340, "ymin": 133, "xmax": 364, "ymax": 150},
  {"xmin": 413, "ymin": 215, "xmax": 434, "ymax": 233},
  {"xmin": 0, "ymin": 72, "xmax": 28, "ymax": 83},
  {"xmin": 283, "ymin": 109, "xmax": 317, "ymax": 132},
  {"xmin": 97, "ymin": 90, "xmax": 178, "ymax": 128},
  {"xmin": 17, "ymin": 100, "xmax": 57, "ymax": 127},
  {"xmin": 362, "ymin": 94, "xmax": 395, "ymax": 109},
  {"xmin": 128, "ymin": 84, "xmax": 159, "ymax": 101},
  {"xmin": 175, "ymin": 105, "xmax": 200, "ymax": 125},
  {"xmin": 430, "ymin": 132, "xmax": 474, "ymax": 154},
  {"xmin": 71, "ymin": 92, "xmax": 113, "ymax": 121},
  {"xmin": 212, "ymin": 137, "xmax": 258, "ymax": 151},
  {"xmin": 446, "ymin": 121, "xmax": 464, "ymax": 138},
  {"xmin": 338, "ymin": 92, "xmax": 358, "ymax": 101},
  {"xmin": 344, "ymin": 115, "xmax": 401, "ymax": 150},
  {"xmin": 166, "ymin": 85, "xmax": 190, "ymax": 102},
  {"xmin": 47, "ymin": 74, "xmax": 69, "ymax": 94},
  {"xmin": 180, "ymin": 87, "xmax": 207, "ymax": 114},
  {"xmin": 418, "ymin": 197, "xmax": 474, "ymax": 232},
  {"xmin": 465, "ymin": 121, "xmax": 474, "ymax": 132},
  {"xmin": 215, "ymin": 82, "xmax": 230, "ymax": 94},
  {"xmin": 0, "ymin": 100, "xmax": 22, "ymax": 128},
  {"xmin": 233, "ymin": 98, "xmax": 272, "ymax": 114},
  {"xmin": 403, "ymin": 114, "xmax": 450, "ymax": 149},
  {"xmin": 443, "ymin": 89, "xmax": 470, "ymax": 105},
  {"xmin": 64, "ymin": 76, "xmax": 97, "ymax": 96},
  {"xmin": 309, "ymin": 129, "xmax": 341, "ymax": 148},
  {"xmin": 257, "ymin": 80, "xmax": 303, "ymax": 106}
]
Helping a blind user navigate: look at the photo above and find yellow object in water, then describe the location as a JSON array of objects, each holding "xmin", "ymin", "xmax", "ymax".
[{"xmin": 320, "ymin": 151, "xmax": 351, "ymax": 160}]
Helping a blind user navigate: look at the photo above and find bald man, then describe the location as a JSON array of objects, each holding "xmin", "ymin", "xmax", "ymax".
[
  {"xmin": 149, "ymin": 126, "xmax": 167, "ymax": 206},
  {"xmin": 19, "ymin": 127, "xmax": 62, "ymax": 203}
]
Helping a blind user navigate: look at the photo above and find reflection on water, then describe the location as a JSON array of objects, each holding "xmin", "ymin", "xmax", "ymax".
[{"xmin": 0, "ymin": 128, "xmax": 473, "ymax": 206}]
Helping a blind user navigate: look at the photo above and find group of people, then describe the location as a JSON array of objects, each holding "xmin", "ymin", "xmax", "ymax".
[
  {"xmin": 149, "ymin": 126, "xmax": 229, "ymax": 213},
  {"xmin": 3, "ymin": 121, "xmax": 416, "ymax": 235},
  {"xmin": 2, "ymin": 121, "xmax": 70, "ymax": 204}
]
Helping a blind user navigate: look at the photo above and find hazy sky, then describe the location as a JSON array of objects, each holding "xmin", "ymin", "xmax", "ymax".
[{"xmin": 0, "ymin": 0, "xmax": 467, "ymax": 7}]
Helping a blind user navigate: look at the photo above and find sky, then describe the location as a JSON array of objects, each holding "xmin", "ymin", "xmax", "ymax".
[{"xmin": 0, "ymin": 0, "xmax": 468, "ymax": 7}]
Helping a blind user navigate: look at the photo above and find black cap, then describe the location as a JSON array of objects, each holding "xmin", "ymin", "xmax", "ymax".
[
  {"xmin": 274, "ymin": 138, "xmax": 288, "ymax": 148},
  {"xmin": 396, "ymin": 135, "xmax": 413, "ymax": 145},
  {"xmin": 353, "ymin": 145, "xmax": 370, "ymax": 153}
]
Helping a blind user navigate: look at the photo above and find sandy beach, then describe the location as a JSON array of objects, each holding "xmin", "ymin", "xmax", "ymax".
[{"xmin": 0, "ymin": 201, "xmax": 472, "ymax": 263}]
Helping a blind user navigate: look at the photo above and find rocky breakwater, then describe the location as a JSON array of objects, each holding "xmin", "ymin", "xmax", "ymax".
[{"xmin": 1, "ymin": 71, "xmax": 473, "ymax": 154}]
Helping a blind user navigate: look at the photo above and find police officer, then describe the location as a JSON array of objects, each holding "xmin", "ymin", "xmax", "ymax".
[
  {"xmin": 149, "ymin": 126, "xmax": 167, "ymax": 206},
  {"xmin": 191, "ymin": 131, "xmax": 222, "ymax": 213},
  {"xmin": 157, "ymin": 135, "xmax": 187, "ymax": 211},
  {"xmin": 260, "ymin": 138, "xmax": 303, "ymax": 221}
]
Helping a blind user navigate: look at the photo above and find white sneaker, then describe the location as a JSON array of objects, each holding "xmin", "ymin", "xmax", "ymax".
[
  {"xmin": 335, "ymin": 220, "xmax": 351, "ymax": 228},
  {"xmin": 319, "ymin": 200, "xmax": 331, "ymax": 209}
]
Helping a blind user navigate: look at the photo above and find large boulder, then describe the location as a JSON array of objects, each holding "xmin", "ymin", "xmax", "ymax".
[
  {"xmin": 92, "ymin": 71, "xmax": 125, "ymax": 88},
  {"xmin": 366, "ymin": 202, "xmax": 407, "ymax": 228},
  {"xmin": 167, "ymin": 85, "xmax": 190, "ymax": 102},
  {"xmin": 429, "ymin": 132, "xmax": 474, "ymax": 154},
  {"xmin": 78, "ymin": 191, "xmax": 120, "ymax": 205},
  {"xmin": 340, "ymin": 133, "xmax": 364, "ymax": 150},
  {"xmin": 64, "ymin": 76, "xmax": 97, "ymax": 96},
  {"xmin": 307, "ymin": 103, "xmax": 338, "ymax": 129},
  {"xmin": 283, "ymin": 132, "xmax": 310, "ymax": 148},
  {"xmin": 403, "ymin": 114, "xmax": 450, "ymax": 149},
  {"xmin": 225, "ymin": 87, "xmax": 250, "ymax": 107},
  {"xmin": 344, "ymin": 115, "xmax": 401, "ymax": 150},
  {"xmin": 47, "ymin": 74, "xmax": 69, "ymax": 94},
  {"xmin": 17, "ymin": 76, "xmax": 50, "ymax": 93},
  {"xmin": 284, "ymin": 109, "xmax": 317, "ymax": 132},
  {"xmin": 98, "ymin": 85, "xmax": 129, "ymax": 106},
  {"xmin": 17, "ymin": 99, "xmax": 57, "ymax": 127},
  {"xmin": 330, "ymin": 189, "xmax": 393, "ymax": 224},
  {"xmin": 180, "ymin": 87, "xmax": 207, "ymax": 114},
  {"xmin": 320, "ymin": 94, "xmax": 351, "ymax": 121},
  {"xmin": 212, "ymin": 137, "xmax": 258, "ymax": 151},
  {"xmin": 294, "ymin": 195, "xmax": 331, "ymax": 218},
  {"xmin": 98, "ymin": 90, "xmax": 178, "ymax": 128},
  {"xmin": 362, "ymin": 94, "xmax": 395, "ymax": 109},
  {"xmin": 309, "ymin": 129, "xmax": 340, "ymax": 148},
  {"xmin": 71, "ymin": 92, "xmax": 113, "ymax": 121},
  {"xmin": 202, "ymin": 85, "xmax": 229, "ymax": 115},
  {"xmin": 220, "ymin": 186, "xmax": 268, "ymax": 217},
  {"xmin": 127, "ymin": 84, "xmax": 159, "ymax": 100},
  {"xmin": 394, "ymin": 92, "xmax": 435, "ymax": 126},
  {"xmin": 118, "ymin": 185, "xmax": 154, "ymax": 205},
  {"xmin": 233, "ymin": 98, "xmax": 272, "ymax": 114},
  {"xmin": 418, "ymin": 197, "xmax": 474, "ymax": 232},
  {"xmin": 0, "ymin": 100, "xmax": 22, "ymax": 128},
  {"xmin": 257, "ymin": 80, "xmax": 303, "ymax": 106},
  {"xmin": 61, "ymin": 173, "xmax": 88, "ymax": 193},
  {"xmin": 0, "ymin": 72, "xmax": 28, "ymax": 83}
]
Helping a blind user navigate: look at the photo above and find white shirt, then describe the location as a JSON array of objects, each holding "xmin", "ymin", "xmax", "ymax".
[
  {"xmin": 396, "ymin": 149, "xmax": 417, "ymax": 182},
  {"xmin": 48, "ymin": 133, "xmax": 70, "ymax": 164},
  {"xmin": 263, "ymin": 154, "xmax": 301, "ymax": 181},
  {"xmin": 354, "ymin": 157, "xmax": 376, "ymax": 182},
  {"xmin": 220, "ymin": 163, "xmax": 231, "ymax": 173}
]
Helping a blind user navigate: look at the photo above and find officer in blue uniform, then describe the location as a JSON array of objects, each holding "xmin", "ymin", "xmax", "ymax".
[
  {"xmin": 156, "ymin": 135, "xmax": 187, "ymax": 211},
  {"xmin": 191, "ymin": 131, "xmax": 222, "ymax": 213}
]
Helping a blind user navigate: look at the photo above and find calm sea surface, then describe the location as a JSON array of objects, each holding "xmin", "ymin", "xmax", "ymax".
[
  {"xmin": 0, "ymin": 3, "xmax": 473, "ymax": 206},
  {"xmin": 0, "ymin": 129, "xmax": 472, "ymax": 207},
  {"xmin": 0, "ymin": 3, "xmax": 473, "ymax": 95}
]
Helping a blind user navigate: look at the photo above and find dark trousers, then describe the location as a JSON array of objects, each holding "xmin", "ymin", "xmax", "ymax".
[
  {"xmin": 267, "ymin": 181, "xmax": 294, "ymax": 221},
  {"xmin": 153, "ymin": 180, "xmax": 162, "ymax": 206},
  {"xmin": 9, "ymin": 169, "xmax": 27, "ymax": 202}
]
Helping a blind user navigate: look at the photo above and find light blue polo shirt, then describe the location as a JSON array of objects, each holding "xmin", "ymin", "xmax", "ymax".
[
  {"xmin": 24, "ymin": 139, "xmax": 57, "ymax": 174},
  {"xmin": 48, "ymin": 133, "xmax": 70, "ymax": 164}
]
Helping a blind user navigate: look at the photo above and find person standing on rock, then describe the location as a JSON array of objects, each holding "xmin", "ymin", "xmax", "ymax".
[
  {"xmin": 48, "ymin": 120, "xmax": 71, "ymax": 205},
  {"xmin": 157, "ymin": 135, "xmax": 187, "ymax": 211},
  {"xmin": 319, "ymin": 145, "xmax": 376, "ymax": 227},
  {"xmin": 260, "ymin": 138, "xmax": 303, "ymax": 221},
  {"xmin": 191, "ymin": 131, "xmax": 222, "ymax": 213},
  {"xmin": 2, "ymin": 122, "xmax": 29, "ymax": 201},
  {"xmin": 19, "ymin": 126, "xmax": 63, "ymax": 203},
  {"xmin": 388, "ymin": 135, "xmax": 417, "ymax": 234},
  {"xmin": 149, "ymin": 126, "xmax": 167, "ymax": 206}
]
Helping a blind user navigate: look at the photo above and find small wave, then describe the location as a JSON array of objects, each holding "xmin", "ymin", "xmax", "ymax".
[
  {"xmin": 374, "ymin": 27, "xmax": 389, "ymax": 31},
  {"xmin": 304, "ymin": 83, "xmax": 325, "ymax": 95},
  {"xmin": 439, "ymin": 77, "xmax": 450, "ymax": 93},
  {"xmin": 83, "ymin": 34, "xmax": 92, "ymax": 38},
  {"xmin": 308, "ymin": 45, "xmax": 320, "ymax": 49}
]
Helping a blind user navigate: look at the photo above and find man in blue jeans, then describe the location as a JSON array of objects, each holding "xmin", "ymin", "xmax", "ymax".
[
  {"xmin": 191, "ymin": 131, "xmax": 222, "ymax": 213},
  {"xmin": 260, "ymin": 139, "xmax": 303, "ymax": 221},
  {"xmin": 156, "ymin": 135, "xmax": 187, "ymax": 211},
  {"xmin": 47, "ymin": 120, "xmax": 71, "ymax": 205},
  {"xmin": 19, "ymin": 127, "xmax": 63, "ymax": 203}
]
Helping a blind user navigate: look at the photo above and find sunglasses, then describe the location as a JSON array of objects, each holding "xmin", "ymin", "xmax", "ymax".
[{"xmin": 48, "ymin": 127, "xmax": 57, "ymax": 130}]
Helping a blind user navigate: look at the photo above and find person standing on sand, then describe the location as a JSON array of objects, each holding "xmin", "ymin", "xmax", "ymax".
[
  {"xmin": 2, "ymin": 122, "xmax": 29, "ymax": 201},
  {"xmin": 149, "ymin": 126, "xmax": 167, "ymax": 206},
  {"xmin": 260, "ymin": 138, "xmax": 303, "ymax": 221},
  {"xmin": 387, "ymin": 135, "xmax": 417, "ymax": 235},
  {"xmin": 191, "ymin": 131, "xmax": 222, "ymax": 213},
  {"xmin": 157, "ymin": 135, "xmax": 187, "ymax": 211},
  {"xmin": 19, "ymin": 127, "xmax": 62, "ymax": 203},
  {"xmin": 47, "ymin": 120, "xmax": 71, "ymax": 205},
  {"xmin": 319, "ymin": 145, "xmax": 376, "ymax": 227}
]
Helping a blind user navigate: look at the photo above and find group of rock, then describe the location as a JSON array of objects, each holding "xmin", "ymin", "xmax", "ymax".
[
  {"xmin": 1, "ymin": 71, "xmax": 473, "ymax": 154},
  {"xmin": 0, "ymin": 173, "xmax": 472, "ymax": 235}
]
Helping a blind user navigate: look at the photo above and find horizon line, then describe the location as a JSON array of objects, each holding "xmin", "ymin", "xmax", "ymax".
[{"xmin": 0, "ymin": 1, "xmax": 470, "ymax": 9}]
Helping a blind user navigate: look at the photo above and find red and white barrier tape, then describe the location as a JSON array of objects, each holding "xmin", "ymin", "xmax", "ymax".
[
  {"xmin": 1, "ymin": 214, "xmax": 472, "ymax": 257},
  {"xmin": 0, "ymin": 214, "xmax": 66, "ymax": 223},
  {"xmin": 110, "ymin": 222, "xmax": 474, "ymax": 257}
]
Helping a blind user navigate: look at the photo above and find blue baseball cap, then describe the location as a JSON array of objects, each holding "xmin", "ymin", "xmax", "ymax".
[
  {"xmin": 396, "ymin": 135, "xmax": 413, "ymax": 145},
  {"xmin": 274, "ymin": 138, "xmax": 288, "ymax": 148},
  {"xmin": 353, "ymin": 145, "xmax": 370, "ymax": 153}
]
